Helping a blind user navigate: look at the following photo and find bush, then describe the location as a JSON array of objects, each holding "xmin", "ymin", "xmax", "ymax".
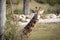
[
  {"xmin": 45, "ymin": 7, "xmax": 57, "ymax": 14},
  {"xmin": 35, "ymin": 0, "xmax": 60, "ymax": 6},
  {"xmin": 56, "ymin": 0, "xmax": 60, "ymax": 4},
  {"xmin": 4, "ymin": 13, "xmax": 21, "ymax": 40},
  {"xmin": 47, "ymin": 0, "xmax": 57, "ymax": 6},
  {"xmin": 40, "ymin": 0, "xmax": 47, "ymax": 3},
  {"xmin": 4, "ymin": 20, "xmax": 22, "ymax": 40},
  {"xmin": 14, "ymin": 9, "xmax": 23, "ymax": 14},
  {"xmin": 6, "ymin": 0, "xmax": 22, "ymax": 4},
  {"xmin": 35, "ymin": 0, "xmax": 47, "ymax": 4},
  {"xmin": 52, "ymin": 9, "xmax": 57, "ymax": 14}
]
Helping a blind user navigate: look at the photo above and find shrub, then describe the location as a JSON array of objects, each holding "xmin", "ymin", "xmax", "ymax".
[
  {"xmin": 40, "ymin": 0, "xmax": 47, "ymax": 3},
  {"xmin": 4, "ymin": 13, "xmax": 21, "ymax": 40},
  {"xmin": 45, "ymin": 7, "xmax": 57, "ymax": 14},
  {"xmin": 51, "ymin": 9, "xmax": 57, "ymax": 14},
  {"xmin": 14, "ymin": 9, "xmax": 23, "ymax": 14},
  {"xmin": 47, "ymin": 0, "xmax": 57, "ymax": 6},
  {"xmin": 35, "ymin": 0, "xmax": 47, "ymax": 4},
  {"xmin": 4, "ymin": 20, "xmax": 22, "ymax": 40},
  {"xmin": 6, "ymin": 0, "xmax": 22, "ymax": 4},
  {"xmin": 35, "ymin": 0, "xmax": 60, "ymax": 6}
]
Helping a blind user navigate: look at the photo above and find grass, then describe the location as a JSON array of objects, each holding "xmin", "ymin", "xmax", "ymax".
[
  {"xmin": 29, "ymin": 23, "xmax": 60, "ymax": 40},
  {"xmin": 4, "ymin": 20, "xmax": 60, "ymax": 40},
  {"xmin": 14, "ymin": 9, "xmax": 23, "ymax": 14}
]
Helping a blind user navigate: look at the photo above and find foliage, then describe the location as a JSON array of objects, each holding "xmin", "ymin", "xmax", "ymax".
[
  {"xmin": 47, "ymin": 0, "xmax": 57, "ymax": 6},
  {"xmin": 14, "ymin": 9, "xmax": 23, "ymax": 14},
  {"xmin": 35, "ymin": 0, "xmax": 60, "ymax": 6},
  {"xmin": 55, "ymin": 0, "xmax": 60, "ymax": 4},
  {"xmin": 6, "ymin": 13, "xmax": 12, "ymax": 20},
  {"xmin": 6, "ymin": 0, "xmax": 22, "ymax": 4},
  {"xmin": 4, "ymin": 13, "xmax": 22, "ymax": 40},
  {"xmin": 51, "ymin": 9, "xmax": 57, "ymax": 14},
  {"xmin": 4, "ymin": 20, "xmax": 22, "ymax": 40},
  {"xmin": 6, "ymin": 0, "xmax": 10, "ymax": 4},
  {"xmin": 45, "ymin": 7, "xmax": 57, "ymax": 14},
  {"xmin": 40, "ymin": 0, "xmax": 47, "ymax": 3}
]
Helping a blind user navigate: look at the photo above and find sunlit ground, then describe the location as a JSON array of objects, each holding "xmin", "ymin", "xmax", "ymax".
[{"xmin": 29, "ymin": 23, "xmax": 60, "ymax": 40}]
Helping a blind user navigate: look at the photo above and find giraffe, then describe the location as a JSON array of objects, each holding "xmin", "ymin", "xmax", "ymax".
[{"xmin": 22, "ymin": 14, "xmax": 38, "ymax": 40}]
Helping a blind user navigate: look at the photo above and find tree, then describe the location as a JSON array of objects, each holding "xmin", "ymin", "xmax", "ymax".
[
  {"xmin": 23, "ymin": 0, "xmax": 29, "ymax": 15},
  {"xmin": 6, "ymin": 0, "xmax": 21, "ymax": 4},
  {"xmin": 47, "ymin": 0, "xmax": 57, "ymax": 6},
  {"xmin": 0, "ymin": 0, "xmax": 6, "ymax": 40}
]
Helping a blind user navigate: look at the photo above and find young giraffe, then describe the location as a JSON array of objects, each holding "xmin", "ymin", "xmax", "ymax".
[{"xmin": 23, "ymin": 14, "xmax": 38, "ymax": 38}]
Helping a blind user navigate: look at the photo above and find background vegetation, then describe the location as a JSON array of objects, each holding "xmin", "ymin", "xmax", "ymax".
[
  {"xmin": 35, "ymin": 0, "xmax": 60, "ymax": 6},
  {"xmin": 5, "ymin": 0, "xmax": 60, "ymax": 40}
]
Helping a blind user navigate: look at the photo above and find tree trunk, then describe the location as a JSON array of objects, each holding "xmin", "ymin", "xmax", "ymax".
[
  {"xmin": 23, "ymin": 0, "xmax": 29, "ymax": 15},
  {"xmin": 0, "ymin": 0, "xmax": 6, "ymax": 40}
]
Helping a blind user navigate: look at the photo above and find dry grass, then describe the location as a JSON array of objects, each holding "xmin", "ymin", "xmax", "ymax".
[{"xmin": 29, "ymin": 23, "xmax": 60, "ymax": 40}]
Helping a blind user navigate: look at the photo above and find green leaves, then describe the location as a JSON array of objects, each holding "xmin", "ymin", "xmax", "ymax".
[
  {"xmin": 6, "ymin": 0, "xmax": 22, "ymax": 4},
  {"xmin": 14, "ymin": 9, "xmax": 23, "ymax": 14},
  {"xmin": 35, "ymin": 0, "xmax": 60, "ymax": 6}
]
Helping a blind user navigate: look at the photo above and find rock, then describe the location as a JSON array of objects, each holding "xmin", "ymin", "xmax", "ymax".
[
  {"xmin": 45, "ymin": 14, "xmax": 57, "ymax": 19},
  {"xmin": 19, "ymin": 15, "xmax": 26, "ymax": 21}
]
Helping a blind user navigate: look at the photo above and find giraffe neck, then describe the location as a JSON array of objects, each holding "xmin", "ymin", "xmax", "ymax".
[{"xmin": 23, "ymin": 14, "xmax": 37, "ymax": 37}]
